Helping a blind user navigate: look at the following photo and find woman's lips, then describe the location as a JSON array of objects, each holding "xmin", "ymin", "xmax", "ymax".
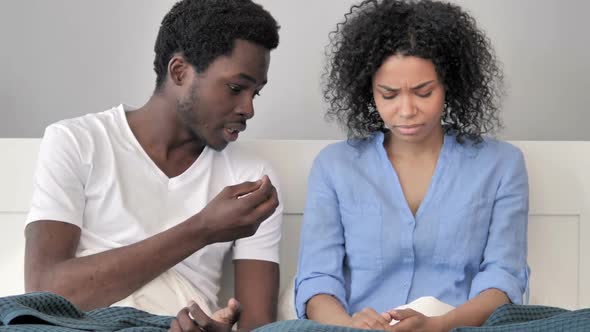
[{"xmin": 393, "ymin": 124, "xmax": 424, "ymax": 135}]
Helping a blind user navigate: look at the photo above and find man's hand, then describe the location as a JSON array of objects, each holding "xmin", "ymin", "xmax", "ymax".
[
  {"xmin": 211, "ymin": 298, "xmax": 242, "ymax": 326},
  {"xmin": 347, "ymin": 307, "xmax": 393, "ymax": 330},
  {"xmin": 196, "ymin": 175, "xmax": 279, "ymax": 244},
  {"xmin": 387, "ymin": 308, "xmax": 446, "ymax": 332},
  {"xmin": 169, "ymin": 298, "xmax": 242, "ymax": 332}
]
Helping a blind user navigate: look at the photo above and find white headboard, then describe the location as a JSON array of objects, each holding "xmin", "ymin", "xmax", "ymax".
[{"xmin": 1, "ymin": 139, "xmax": 589, "ymax": 312}]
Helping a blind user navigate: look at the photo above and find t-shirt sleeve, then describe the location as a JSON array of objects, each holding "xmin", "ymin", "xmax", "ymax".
[
  {"xmin": 26, "ymin": 124, "xmax": 85, "ymax": 228},
  {"xmin": 232, "ymin": 161, "xmax": 283, "ymax": 263}
]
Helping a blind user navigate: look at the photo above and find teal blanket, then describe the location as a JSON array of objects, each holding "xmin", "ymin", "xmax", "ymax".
[
  {"xmin": 255, "ymin": 304, "xmax": 590, "ymax": 332},
  {"xmin": 1, "ymin": 292, "xmax": 589, "ymax": 331},
  {"xmin": 0, "ymin": 292, "xmax": 172, "ymax": 331}
]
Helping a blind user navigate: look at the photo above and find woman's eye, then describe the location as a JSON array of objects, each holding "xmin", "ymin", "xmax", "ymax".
[
  {"xmin": 253, "ymin": 90, "xmax": 261, "ymax": 99},
  {"xmin": 416, "ymin": 91, "xmax": 433, "ymax": 98},
  {"xmin": 382, "ymin": 94, "xmax": 398, "ymax": 100}
]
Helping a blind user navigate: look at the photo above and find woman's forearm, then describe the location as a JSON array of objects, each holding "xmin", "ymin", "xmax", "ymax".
[
  {"xmin": 306, "ymin": 294, "xmax": 352, "ymax": 327},
  {"xmin": 439, "ymin": 288, "xmax": 509, "ymax": 330}
]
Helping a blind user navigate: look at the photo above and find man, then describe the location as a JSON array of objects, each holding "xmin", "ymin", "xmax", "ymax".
[{"xmin": 24, "ymin": 1, "xmax": 281, "ymax": 331}]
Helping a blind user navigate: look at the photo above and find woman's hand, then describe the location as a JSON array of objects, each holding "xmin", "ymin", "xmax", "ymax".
[
  {"xmin": 347, "ymin": 307, "xmax": 393, "ymax": 330},
  {"xmin": 387, "ymin": 309, "xmax": 447, "ymax": 332}
]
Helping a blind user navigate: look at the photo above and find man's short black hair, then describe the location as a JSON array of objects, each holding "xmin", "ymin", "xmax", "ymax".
[{"xmin": 153, "ymin": 0, "xmax": 280, "ymax": 91}]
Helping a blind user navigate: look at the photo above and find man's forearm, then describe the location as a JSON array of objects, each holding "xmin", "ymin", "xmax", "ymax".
[
  {"xmin": 234, "ymin": 259, "xmax": 279, "ymax": 331},
  {"xmin": 31, "ymin": 215, "xmax": 209, "ymax": 310}
]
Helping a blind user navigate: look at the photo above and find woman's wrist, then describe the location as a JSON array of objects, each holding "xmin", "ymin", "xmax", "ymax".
[
  {"xmin": 434, "ymin": 312, "xmax": 456, "ymax": 332},
  {"xmin": 323, "ymin": 311, "xmax": 353, "ymax": 327}
]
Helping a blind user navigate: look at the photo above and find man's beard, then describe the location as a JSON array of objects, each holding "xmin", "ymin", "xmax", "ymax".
[{"xmin": 176, "ymin": 83, "xmax": 207, "ymax": 143}]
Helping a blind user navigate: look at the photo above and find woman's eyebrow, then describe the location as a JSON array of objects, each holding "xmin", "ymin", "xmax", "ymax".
[{"xmin": 377, "ymin": 80, "xmax": 435, "ymax": 92}]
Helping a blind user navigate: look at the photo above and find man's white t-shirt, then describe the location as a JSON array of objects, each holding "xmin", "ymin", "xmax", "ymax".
[{"xmin": 26, "ymin": 104, "xmax": 283, "ymax": 314}]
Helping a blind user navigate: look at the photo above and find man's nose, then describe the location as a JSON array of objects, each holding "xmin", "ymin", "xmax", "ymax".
[{"xmin": 236, "ymin": 98, "xmax": 254, "ymax": 119}]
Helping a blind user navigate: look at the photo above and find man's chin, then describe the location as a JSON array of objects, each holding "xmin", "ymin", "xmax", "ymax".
[
  {"xmin": 188, "ymin": 130, "xmax": 230, "ymax": 151},
  {"xmin": 207, "ymin": 139, "xmax": 230, "ymax": 152}
]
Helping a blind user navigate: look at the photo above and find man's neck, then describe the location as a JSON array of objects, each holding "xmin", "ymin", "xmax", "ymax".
[{"xmin": 127, "ymin": 94, "xmax": 205, "ymax": 160}]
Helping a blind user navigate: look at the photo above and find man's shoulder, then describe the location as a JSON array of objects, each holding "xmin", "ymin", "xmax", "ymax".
[
  {"xmin": 214, "ymin": 142, "xmax": 276, "ymax": 183},
  {"xmin": 219, "ymin": 142, "xmax": 268, "ymax": 167},
  {"xmin": 45, "ymin": 105, "xmax": 122, "ymax": 139}
]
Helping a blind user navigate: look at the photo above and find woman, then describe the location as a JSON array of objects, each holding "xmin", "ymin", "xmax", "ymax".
[{"xmin": 295, "ymin": 0, "xmax": 529, "ymax": 331}]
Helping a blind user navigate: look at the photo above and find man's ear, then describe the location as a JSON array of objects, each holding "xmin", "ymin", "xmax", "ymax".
[{"xmin": 167, "ymin": 55, "xmax": 191, "ymax": 87}]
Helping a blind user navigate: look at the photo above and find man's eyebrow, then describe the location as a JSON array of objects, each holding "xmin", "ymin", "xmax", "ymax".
[
  {"xmin": 376, "ymin": 80, "xmax": 435, "ymax": 92},
  {"xmin": 238, "ymin": 73, "xmax": 267, "ymax": 85}
]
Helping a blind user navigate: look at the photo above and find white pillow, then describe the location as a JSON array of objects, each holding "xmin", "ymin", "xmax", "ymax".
[{"xmin": 277, "ymin": 277, "xmax": 296, "ymax": 320}]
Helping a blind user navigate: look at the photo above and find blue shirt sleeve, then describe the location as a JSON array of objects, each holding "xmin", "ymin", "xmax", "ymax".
[
  {"xmin": 469, "ymin": 147, "xmax": 530, "ymax": 304},
  {"xmin": 294, "ymin": 153, "xmax": 349, "ymax": 318}
]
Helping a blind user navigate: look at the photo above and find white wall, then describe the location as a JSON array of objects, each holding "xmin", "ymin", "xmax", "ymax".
[{"xmin": 1, "ymin": 0, "xmax": 588, "ymax": 140}]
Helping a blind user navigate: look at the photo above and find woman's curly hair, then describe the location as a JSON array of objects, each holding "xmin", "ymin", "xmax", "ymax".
[{"xmin": 324, "ymin": 0, "xmax": 503, "ymax": 144}]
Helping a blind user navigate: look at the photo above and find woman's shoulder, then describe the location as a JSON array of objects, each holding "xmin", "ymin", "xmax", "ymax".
[
  {"xmin": 315, "ymin": 134, "xmax": 380, "ymax": 163},
  {"xmin": 310, "ymin": 134, "xmax": 382, "ymax": 182},
  {"xmin": 453, "ymin": 136, "xmax": 526, "ymax": 173},
  {"xmin": 455, "ymin": 136, "xmax": 523, "ymax": 159}
]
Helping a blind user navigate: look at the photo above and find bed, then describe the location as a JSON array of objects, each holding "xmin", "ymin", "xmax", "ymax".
[{"xmin": 1, "ymin": 138, "xmax": 589, "ymax": 318}]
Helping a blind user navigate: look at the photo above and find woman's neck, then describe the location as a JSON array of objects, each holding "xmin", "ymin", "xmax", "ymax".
[{"xmin": 385, "ymin": 126, "xmax": 445, "ymax": 160}]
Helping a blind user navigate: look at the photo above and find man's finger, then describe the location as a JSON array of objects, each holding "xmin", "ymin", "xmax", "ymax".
[
  {"xmin": 168, "ymin": 318, "xmax": 181, "ymax": 332},
  {"xmin": 248, "ymin": 186, "xmax": 278, "ymax": 221},
  {"xmin": 176, "ymin": 308, "xmax": 198, "ymax": 331},
  {"xmin": 225, "ymin": 298, "xmax": 242, "ymax": 326},
  {"xmin": 237, "ymin": 178, "xmax": 275, "ymax": 209},
  {"xmin": 226, "ymin": 180, "xmax": 262, "ymax": 198},
  {"xmin": 188, "ymin": 302, "xmax": 213, "ymax": 330},
  {"xmin": 211, "ymin": 298, "xmax": 242, "ymax": 325},
  {"xmin": 259, "ymin": 185, "xmax": 279, "ymax": 210}
]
